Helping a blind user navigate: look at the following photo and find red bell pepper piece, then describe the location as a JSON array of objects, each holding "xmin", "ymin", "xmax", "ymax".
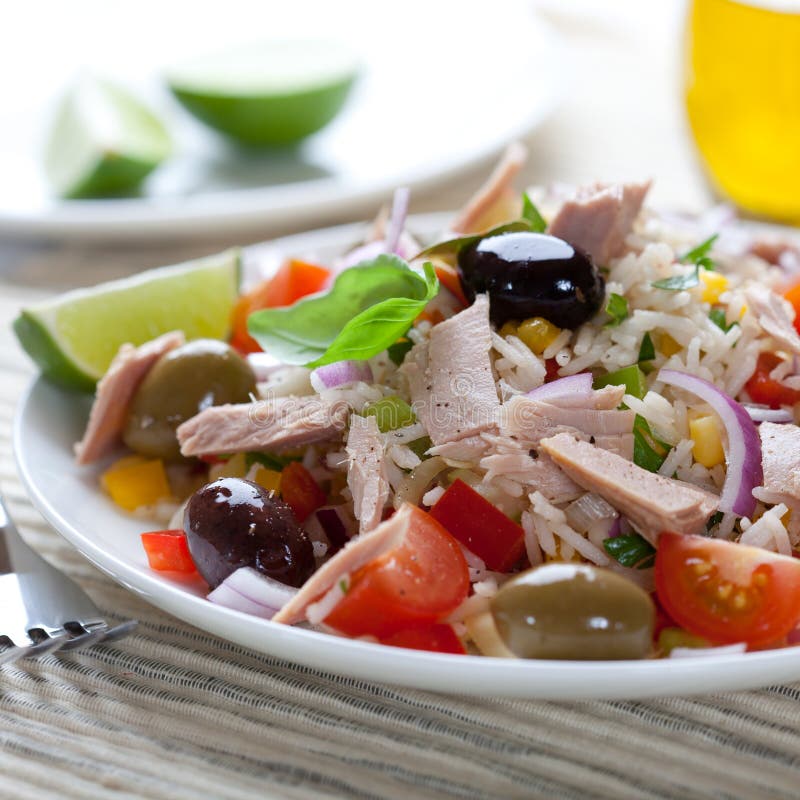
[
  {"xmin": 381, "ymin": 624, "xmax": 467, "ymax": 654},
  {"xmin": 280, "ymin": 462, "xmax": 326, "ymax": 523},
  {"xmin": 429, "ymin": 479, "xmax": 525, "ymax": 572},
  {"xmin": 141, "ymin": 530, "xmax": 196, "ymax": 573}
]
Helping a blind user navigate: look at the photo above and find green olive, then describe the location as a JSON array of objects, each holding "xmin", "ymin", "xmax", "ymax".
[
  {"xmin": 123, "ymin": 339, "xmax": 256, "ymax": 460},
  {"xmin": 490, "ymin": 563, "xmax": 655, "ymax": 660}
]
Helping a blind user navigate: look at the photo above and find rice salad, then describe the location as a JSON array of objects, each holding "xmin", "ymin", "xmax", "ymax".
[{"xmin": 68, "ymin": 144, "xmax": 800, "ymax": 660}]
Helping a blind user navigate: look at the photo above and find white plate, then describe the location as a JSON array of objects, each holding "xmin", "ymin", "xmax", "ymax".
[
  {"xmin": 0, "ymin": 0, "xmax": 560, "ymax": 240},
  {"xmin": 12, "ymin": 213, "xmax": 800, "ymax": 699}
]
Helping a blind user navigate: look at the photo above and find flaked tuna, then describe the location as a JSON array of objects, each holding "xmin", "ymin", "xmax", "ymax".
[
  {"xmin": 548, "ymin": 181, "xmax": 650, "ymax": 265},
  {"xmin": 745, "ymin": 284, "xmax": 800, "ymax": 355},
  {"xmin": 346, "ymin": 414, "xmax": 390, "ymax": 534},
  {"xmin": 177, "ymin": 395, "xmax": 349, "ymax": 457},
  {"xmin": 501, "ymin": 395, "xmax": 635, "ymax": 446},
  {"xmin": 272, "ymin": 504, "xmax": 411, "ymax": 625},
  {"xmin": 758, "ymin": 421, "xmax": 800, "ymax": 503},
  {"xmin": 450, "ymin": 142, "xmax": 528, "ymax": 234},
  {"xmin": 402, "ymin": 295, "xmax": 500, "ymax": 446},
  {"xmin": 75, "ymin": 331, "xmax": 185, "ymax": 465},
  {"xmin": 540, "ymin": 432, "xmax": 718, "ymax": 544}
]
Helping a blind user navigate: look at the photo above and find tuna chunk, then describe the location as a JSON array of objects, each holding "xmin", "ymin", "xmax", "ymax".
[
  {"xmin": 758, "ymin": 422, "xmax": 800, "ymax": 502},
  {"xmin": 480, "ymin": 433, "xmax": 582, "ymax": 503},
  {"xmin": 450, "ymin": 142, "xmax": 528, "ymax": 234},
  {"xmin": 346, "ymin": 415, "xmax": 390, "ymax": 534},
  {"xmin": 540, "ymin": 432, "xmax": 718, "ymax": 544},
  {"xmin": 177, "ymin": 395, "xmax": 349, "ymax": 457},
  {"xmin": 745, "ymin": 285, "xmax": 800, "ymax": 355},
  {"xmin": 74, "ymin": 331, "xmax": 185, "ymax": 465},
  {"xmin": 427, "ymin": 435, "xmax": 490, "ymax": 463},
  {"xmin": 501, "ymin": 396, "xmax": 635, "ymax": 446},
  {"xmin": 402, "ymin": 295, "xmax": 500, "ymax": 446},
  {"xmin": 548, "ymin": 181, "xmax": 650, "ymax": 265},
  {"xmin": 272, "ymin": 503, "xmax": 411, "ymax": 625}
]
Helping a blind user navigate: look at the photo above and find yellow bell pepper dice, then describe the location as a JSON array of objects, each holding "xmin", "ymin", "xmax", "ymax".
[
  {"xmin": 253, "ymin": 466, "xmax": 282, "ymax": 493},
  {"xmin": 101, "ymin": 456, "xmax": 172, "ymax": 512},
  {"xmin": 689, "ymin": 415, "xmax": 725, "ymax": 468},
  {"xmin": 659, "ymin": 332, "xmax": 683, "ymax": 357},
  {"xmin": 517, "ymin": 317, "xmax": 561, "ymax": 354},
  {"xmin": 699, "ymin": 270, "xmax": 728, "ymax": 304}
]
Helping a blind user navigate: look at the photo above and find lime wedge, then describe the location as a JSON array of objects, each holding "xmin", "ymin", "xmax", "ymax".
[
  {"xmin": 166, "ymin": 40, "xmax": 359, "ymax": 146},
  {"xmin": 44, "ymin": 76, "xmax": 172, "ymax": 198},
  {"xmin": 13, "ymin": 249, "xmax": 241, "ymax": 392}
]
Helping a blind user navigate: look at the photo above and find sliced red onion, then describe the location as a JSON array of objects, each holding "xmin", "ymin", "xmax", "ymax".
[
  {"xmin": 526, "ymin": 373, "xmax": 593, "ymax": 403},
  {"xmin": 385, "ymin": 187, "xmax": 410, "ymax": 255},
  {"xmin": 247, "ymin": 351, "xmax": 284, "ymax": 381},
  {"xmin": 207, "ymin": 566, "xmax": 297, "ymax": 619},
  {"xmin": 303, "ymin": 505, "xmax": 357, "ymax": 555},
  {"xmin": 670, "ymin": 643, "xmax": 747, "ymax": 658},
  {"xmin": 606, "ymin": 517, "xmax": 623, "ymax": 538},
  {"xmin": 310, "ymin": 360, "xmax": 373, "ymax": 392},
  {"xmin": 658, "ymin": 369, "xmax": 762, "ymax": 517},
  {"xmin": 743, "ymin": 404, "xmax": 794, "ymax": 423}
]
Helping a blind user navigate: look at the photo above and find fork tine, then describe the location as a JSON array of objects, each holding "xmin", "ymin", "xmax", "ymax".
[
  {"xmin": 22, "ymin": 630, "xmax": 71, "ymax": 658},
  {"xmin": 0, "ymin": 644, "xmax": 29, "ymax": 666},
  {"xmin": 102, "ymin": 620, "xmax": 138, "ymax": 642},
  {"xmin": 60, "ymin": 620, "xmax": 137, "ymax": 652}
]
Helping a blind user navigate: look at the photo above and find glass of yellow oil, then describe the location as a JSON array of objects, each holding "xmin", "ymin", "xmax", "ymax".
[{"xmin": 685, "ymin": 0, "xmax": 800, "ymax": 221}]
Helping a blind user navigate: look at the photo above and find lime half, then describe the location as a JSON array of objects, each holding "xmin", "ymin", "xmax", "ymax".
[
  {"xmin": 45, "ymin": 77, "xmax": 172, "ymax": 198},
  {"xmin": 13, "ymin": 249, "xmax": 241, "ymax": 392},
  {"xmin": 166, "ymin": 40, "xmax": 359, "ymax": 146}
]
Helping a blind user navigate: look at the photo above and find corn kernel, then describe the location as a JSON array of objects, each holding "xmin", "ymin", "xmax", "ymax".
[
  {"xmin": 699, "ymin": 270, "xmax": 729, "ymax": 304},
  {"xmin": 499, "ymin": 320, "xmax": 519, "ymax": 338},
  {"xmin": 253, "ymin": 466, "xmax": 282, "ymax": 494},
  {"xmin": 101, "ymin": 456, "xmax": 172, "ymax": 512},
  {"xmin": 517, "ymin": 317, "xmax": 561, "ymax": 354},
  {"xmin": 208, "ymin": 452, "xmax": 248, "ymax": 482},
  {"xmin": 689, "ymin": 415, "xmax": 725, "ymax": 468},
  {"xmin": 659, "ymin": 332, "xmax": 683, "ymax": 356}
]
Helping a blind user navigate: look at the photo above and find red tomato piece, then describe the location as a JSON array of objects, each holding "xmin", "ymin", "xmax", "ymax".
[
  {"xmin": 434, "ymin": 262, "xmax": 468, "ymax": 307},
  {"xmin": 279, "ymin": 462, "xmax": 326, "ymax": 523},
  {"xmin": 323, "ymin": 505, "xmax": 469, "ymax": 638},
  {"xmin": 744, "ymin": 352, "xmax": 800, "ymax": 409},
  {"xmin": 429, "ymin": 479, "xmax": 525, "ymax": 572},
  {"xmin": 381, "ymin": 624, "xmax": 466, "ymax": 654},
  {"xmin": 784, "ymin": 282, "xmax": 800, "ymax": 336},
  {"xmin": 544, "ymin": 358, "xmax": 560, "ymax": 383},
  {"xmin": 265, "ymin": 259, "xmax": 330, "ymax": 308},
  {"xmin": 655, "ymin": 532, "xmax": 800, "ymax": 646},
  {"xmin": 141, "ymin": 530, "xmax": 196, "ymax": 573},
  {"xmin": 230, "ymin": 279, "xmax": 271, "ymax": 354}
]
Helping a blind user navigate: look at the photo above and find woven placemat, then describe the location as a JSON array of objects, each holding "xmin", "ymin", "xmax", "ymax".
[{"xmin": 2, "ymin": 283, "xmax": 799, "ymax": 800}]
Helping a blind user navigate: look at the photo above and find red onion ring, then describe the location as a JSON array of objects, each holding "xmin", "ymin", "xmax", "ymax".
[{"xmin": 310, "ymin": 360, "xmax": 373, "ymax": 392}]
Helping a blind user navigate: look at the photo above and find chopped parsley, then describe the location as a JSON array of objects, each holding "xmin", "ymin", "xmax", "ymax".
[
  {"xmin": 709, "ymin": 308, "xmax": 738, "ymax": 333},
  {"xmin": 652, "ymin": 233, "xmax": 719, "ymax": 291},
  {"xmin": 603, "ymin": 533, "xmax": 656, "ymax": 570}
]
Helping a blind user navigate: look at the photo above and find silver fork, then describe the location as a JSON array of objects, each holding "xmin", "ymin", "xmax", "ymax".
[{"xmin": 0, "ymin": 491, "xmax": 136, "ymax": 664}]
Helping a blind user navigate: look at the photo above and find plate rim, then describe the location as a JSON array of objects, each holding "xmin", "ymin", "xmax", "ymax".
[{"xmin": 12, "ymin": 213, "xmax": 800, "ymax": 700}]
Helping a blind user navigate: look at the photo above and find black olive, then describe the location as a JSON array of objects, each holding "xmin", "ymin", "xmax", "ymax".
[
  {"xmin": 184, "ymin": 477, "xmax": 314, "ymax": 589},
  {"xmin": 457, "ymin": 232, "xmax": 605, "ymax": 328}
]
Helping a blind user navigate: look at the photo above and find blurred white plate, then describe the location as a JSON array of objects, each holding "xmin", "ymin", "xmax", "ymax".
[
  {"xmin": 13, "ymin": 214, "xmax": 800, "ymax": 698},
  {"xmin": 0, "ymin": 0, "xmax": 561, "ymax": 240}
]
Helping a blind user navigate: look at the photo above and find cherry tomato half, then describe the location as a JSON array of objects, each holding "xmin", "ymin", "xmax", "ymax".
[
  {"xmin": 323, "ymin": 505, "xmax": 469, "ymax": 638},
  {"xmin": 655, "ymin": 532, "xmax": 800, "ymax": 646}
]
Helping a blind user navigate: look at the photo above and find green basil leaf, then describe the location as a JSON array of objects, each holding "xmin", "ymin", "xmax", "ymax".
[
  {"xmin": 247, "ymin": 256, "xmax": 439, "ymax": 367},
  {"xmin": 603, "ymin": 533, "xmax": 656, "ymax": 569},
  {"xmin": 521, "ymin": 192, "xmax": 547, "ymax": 233},
  {"xmin": 604, "ymin": 293, "xmax": 629, "ymax": 327},
  {"xmin": 632, "ymin": 415, "xmax": 670, "ymax": 472},
  {"xmin": 651, "ymin": 266, "xmax": 700, "ymax": 291},
  {"xmin": 637, "ymin": 332, "xmax": 655, "ymax": 362},
  {"xmin": 680, "ymin": 233, "xmax": 718, "ymax": 265},
  {"xmin": 413, "ymin": 220, "xmax": 532, "ymax": 260}
]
